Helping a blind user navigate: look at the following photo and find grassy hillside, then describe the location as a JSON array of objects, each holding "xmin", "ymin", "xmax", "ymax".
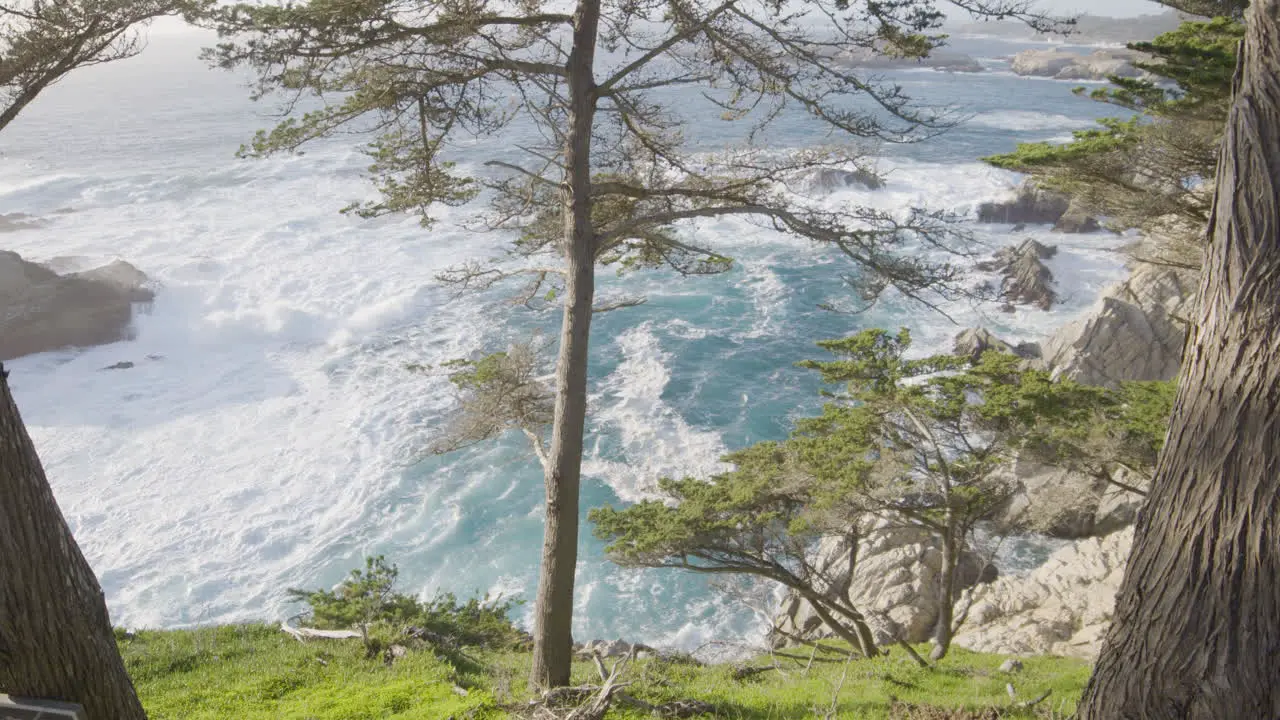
[{"xmin": 119, "ymin": 624, "xmax": 1091, "ymax": 719}]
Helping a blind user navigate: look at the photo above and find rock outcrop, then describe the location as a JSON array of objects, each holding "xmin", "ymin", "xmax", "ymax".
[
  {"xmin": 1053, "ymin": 200, "xmax": 1103, "ymax": 234},
  {"xmin": 0, "ymin": 250, "xmax": 154, "ymax": 361},
  {"xmin": 773, "ymin": 521, "xmax": 996, "ymax": 647},
  {"xmin": 1009, "ymin": 48, "xmax": 1145, "ymax": 81},
  {"xmin": 952, "ymin": 527, "xmax": 1133, "ymax": 659},
  {"xmin": 952, "ymin": 328, "xmax": 1041, "ymax": 363},
  {"xmin": 977, "ymin": 184, "xmax": 1102, "ymax": 233},
  {"xmin": 573, "ymin": 638, "xmax": 657, "ymax": 658},
  {"xmin": 1040, "ymin": 263, "xmax": 1197, "ymax": 388},
  {"xmin": 977, "ymin": 185, "xmax": 1070, "ymax": 226},
  {"xmin": 797, "ymin": 167, "xmax": 885, "ymax": 193},
  {"xmin": 976, "ymin": 239, "xmax": 1058, "ymax": 310},
  {"xmin": 992, "ymin": 456, "xmax": 1145, "ymax": 539}
]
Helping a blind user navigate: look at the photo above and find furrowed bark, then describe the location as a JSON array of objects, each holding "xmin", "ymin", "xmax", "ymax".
[
  {"xmin": 0, "ymin": 364, "xmax": 147, "ymax": 719},
  {"xmin": 529, "ymin": 0, "xmax": 601, "ymax": 691},
  {"xmin": 1078, "ymin": 3, "xmax": 1280, "ymax": 716}
]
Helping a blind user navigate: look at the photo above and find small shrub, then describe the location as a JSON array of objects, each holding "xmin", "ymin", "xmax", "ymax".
[{"xmin": 287, "ymin": 555, "xmax": 524, "ymax": 653}]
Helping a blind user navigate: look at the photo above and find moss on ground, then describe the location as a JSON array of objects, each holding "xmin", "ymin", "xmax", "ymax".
[{"xmin": 119, "ymin": 625, "xmax": 1090, "ymax": 719}]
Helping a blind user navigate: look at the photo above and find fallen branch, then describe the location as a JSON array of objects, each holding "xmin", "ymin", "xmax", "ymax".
[
  {"xmin": 280, "ymin": 614, "xmax": 362, "ymax": 642},
  {"xmin": 1014, "ymin": 689, "xmax": 1052, "ymax": 709},
  {"xmin": 731, "ymin": 664, "xmax": 779, "ymax": 681}
]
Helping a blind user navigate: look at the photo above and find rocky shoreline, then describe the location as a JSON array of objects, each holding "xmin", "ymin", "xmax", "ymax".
[{"xmin": 767, "ymin": 188, "xmax": 1197, "ymax": 662}]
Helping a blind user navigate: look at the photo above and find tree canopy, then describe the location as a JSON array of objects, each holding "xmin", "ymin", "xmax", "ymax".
[
  {"xmin": 594, "ymin": 329, "xmax": 1173, "ymax": 659},
  {"xmin": 1, "ymin": 0, "xmax": 185, "ymax": 131},
  {"xmin": 985, "ymin": 17, "xmax": 1243, "ymax": 270}
]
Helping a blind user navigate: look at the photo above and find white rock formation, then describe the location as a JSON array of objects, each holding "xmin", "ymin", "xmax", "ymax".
[
  {"xmin": 993, "ymin": 457, "xmax": 1145, "ymax": 539},
  {"xmin": 1041, "ymin": 263, "xmax": 1198, "ymax": 388},
  {"xmin": 774, "ymin": 521, "xmax": 994, "ymax": 646},
  {"xmin": 952, "ymin": 527, "xmax": 1133, "ymax": 659},
  {"xmin": 1010, "ymin": 48, "xmax": 1146, "ymax": 81}
]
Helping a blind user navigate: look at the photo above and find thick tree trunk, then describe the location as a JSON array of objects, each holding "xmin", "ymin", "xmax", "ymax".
[
  {"xmin": 0, "ymin": 364, "xmax": 147, "ymax": 719},
  {"xmin": 1079, "ymin": 5, "xmax": 1280, "ymax": 717},
  {"xmin": 528, "ymin": 0, "xmax": 600, "ymax": 691},
  {"xmin": 930, "ymin": 527, "xmax": 957, "ymax": 661}
]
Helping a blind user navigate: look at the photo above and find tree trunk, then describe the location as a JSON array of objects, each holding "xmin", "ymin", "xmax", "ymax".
[
  {"xmin": 802, "ymin": 589, "xmax": 878, "ymax": 658},
  {"xmin": 930, "ymin": 526, "xmax": 957, "ymax": 661},
  {"xmin": 1079, "ymin": 5, "xmax": 1280, "ymax": 716},
  {"xmin": 0, "ymin": 364, "xmax": 147, "ymax": 719},
  {"xmin": 528, "ymin": 0, "xmax": 600, "ymax": 691}
]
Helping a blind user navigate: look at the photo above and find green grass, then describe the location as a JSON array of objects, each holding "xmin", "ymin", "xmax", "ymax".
[{"xmin": 119, "ymin": 625, "xmax": 1091, "ymax": 719}]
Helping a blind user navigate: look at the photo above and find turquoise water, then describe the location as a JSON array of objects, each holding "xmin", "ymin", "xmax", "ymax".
[{"xmin": 1, "ymin": 28, "xmax": 1127, "ymax": 651}]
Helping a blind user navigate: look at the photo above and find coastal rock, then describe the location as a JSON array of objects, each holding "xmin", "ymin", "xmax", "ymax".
[
  {"xmin": 992, "ymin": 456, "xmax": 1145, "ymax": 539},
  {"xmin": 1041, "ymin": 263, "xmax": 1197, "ymax": 388},
  {"xmin": 1009, "ymin": 48, "xmax": 1145, "ymax": 81},
  {"xmin": 952, "ymin": 328, "xmax": 1040, "ymax": 363},
  {"xmin": 952, "ymin": 527, "xmax": 1133, "ymax": 660},
  {"xmin": 976, "ymin": 184, "xmax": 1070, "ymax": 226},
  {"xmin": 977, "ymin": 239, "xmax": 1058, "ymax": 310},
  {"xmin": 773, "ymin": 520, "xmax": 996, "ymax": 647},
  {"xmin": 0, "ymin": 251, "xmax": 154, "ymax": 361},
  {"xmin": 797, "ymin": 167, "xmax": 885, "ymax": 193},
  {"xmin": 1053, "ymin": 200, "xmax": 1104, "ymax": 234}
]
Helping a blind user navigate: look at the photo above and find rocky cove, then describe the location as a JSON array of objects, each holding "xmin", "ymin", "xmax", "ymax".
[
  {"xmin": 546, "ymin": 186, "xmax": 1196, "ymax": 665},
  {"xmin": 768, "ymin": 188, "xmax": 1195, "ymax": 664},
  {"xmin": 1, "ymin": 181, "xmax": 1192, "ymax": 665}
]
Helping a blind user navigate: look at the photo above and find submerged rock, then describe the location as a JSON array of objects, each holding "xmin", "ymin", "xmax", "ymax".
[
  {"xmin": 0, "ymin": 250, "xmax": 154, "ymax": 361},
  {"xmin": 796, "ymin": 167, "xmax": 885, "ymax": 193},
  {"xmin": 831, "ymin": 47, "xmax": 986, "ymax": 73}
]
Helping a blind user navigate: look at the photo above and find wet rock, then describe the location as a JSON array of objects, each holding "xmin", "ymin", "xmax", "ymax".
[
  {"xmin": 977, "ymin": 184, "xmax": 1070, "ymax": 226},
  {"xmin": 978, "ymin": 239, "xmax": 1058, "ymax": 310},
  {"xmin": 797, "ymin": 167, "xmax": 885, "ymax": 193},
  {"xmin": 0, "ymin": 251, "xmax": 154, "ymax": 361}
]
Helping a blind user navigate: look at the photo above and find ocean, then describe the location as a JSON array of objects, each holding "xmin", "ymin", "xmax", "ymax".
[{"xmin": 0, "ymin": 26, "xmax": 1130, "ymax": 654}]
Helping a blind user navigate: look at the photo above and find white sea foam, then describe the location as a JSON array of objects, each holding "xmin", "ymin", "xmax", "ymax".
[
  {"xmin": 584, "ymin": 323, "xmax": 730, "ymax": 502},
  {"xmin": 968, "ymin": 110, "xmax": 1096, "ymax": 132},
  {"xmin": 0, "ymin": 30, "xmax": 1134, "ymax": 647}
]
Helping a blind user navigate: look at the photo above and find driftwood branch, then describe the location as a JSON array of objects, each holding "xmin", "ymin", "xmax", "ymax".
[{"xmin": 280, "ymin": 615, "xmax": 363, "ymax": 642}]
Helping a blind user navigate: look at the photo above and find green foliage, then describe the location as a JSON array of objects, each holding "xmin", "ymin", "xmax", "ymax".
[
  {"xmin": 121, "ymin": 625, "xmax": 1091, "ymax": 719},
  {"xmin": 592, "ymin": 440, "xmax": 851, "ymax": 572},
  {"xmin": 120, "ymin": 624, "xmax": 496, "ymax": 720},
  {"xmin": 429, "ymin": 342, "xmax": 554, "ymax": 457},
  {"xmin": 287, "ymin": 556, "xmax": 525, "ymax": 653},
  {"xmin": 984, "ymin": 17, "xmax": 1243, "ymax": 255},
  {"xmin": 595, "ymin": 329, "xmax": 1174, "ymax": 653},
  {"xmin": 1016, "ymin": 379, "xmax": 1175, "ymax": 488}
]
